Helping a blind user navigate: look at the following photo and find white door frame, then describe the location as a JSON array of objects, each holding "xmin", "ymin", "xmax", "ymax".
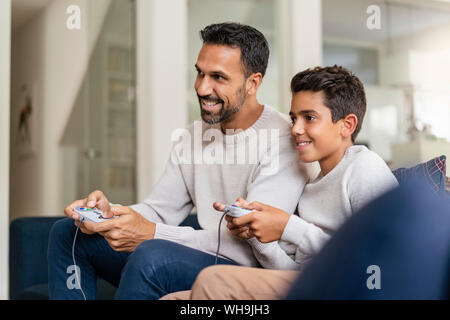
[{"xmin": 0, "ymin": 0, "xmax": 12, "ymax": 300}]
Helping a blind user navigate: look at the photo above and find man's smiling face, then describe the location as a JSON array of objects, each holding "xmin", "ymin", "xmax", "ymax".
[{"xmin": 195, "ymin": 44, "xmax": 248, "ymax": 124}]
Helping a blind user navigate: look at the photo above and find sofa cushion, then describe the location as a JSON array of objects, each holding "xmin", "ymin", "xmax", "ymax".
[{"xmin": 392, "ymin": 155, "xmax": 447, "ymax": 194}]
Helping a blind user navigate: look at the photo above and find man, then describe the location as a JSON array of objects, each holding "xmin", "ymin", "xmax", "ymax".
[{"xmin": 48, "ymin": 22, "xmax": 315, "ymax": 300}]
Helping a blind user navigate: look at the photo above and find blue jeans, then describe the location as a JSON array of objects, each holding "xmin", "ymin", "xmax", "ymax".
[
  {"xmin": 47, "ymin": 218, "xmax": 237, "ymax": 300},
  {"xmin": 286, "ymin": 180, "xmax": 450, "ymax": 299}
]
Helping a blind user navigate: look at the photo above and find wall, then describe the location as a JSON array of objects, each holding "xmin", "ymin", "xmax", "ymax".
[
  {"xmin": 10, "ymin": 0, "xmax": 110, "ymax": 221},
  {"xmin": 1, "ymin": 0, "xmax": 11, "ymax": 300},
  {"xmin": 136, "ymin": 0, "xmax": 188, "ymax": 200}
]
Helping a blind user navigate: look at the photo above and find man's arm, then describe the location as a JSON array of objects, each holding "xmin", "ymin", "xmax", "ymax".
[{"xmin": 79, "ymin": 147, "xmax": 196, "ymax": 252}]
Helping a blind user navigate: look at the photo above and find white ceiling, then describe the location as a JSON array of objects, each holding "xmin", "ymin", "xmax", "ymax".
[
  {"xmin": 12, "ymin": 0, "xmax": 53, "ymax": 32},
  {"xmin": 322, "ymin": 0, "xmax": 450, "ymax": 44},
  {"xmin": 11, "ymin": 0, "xmax": 450, "ymax": 44}
]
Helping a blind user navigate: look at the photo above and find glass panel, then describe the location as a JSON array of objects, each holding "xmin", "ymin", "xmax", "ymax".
[
  {"xmin": 62, "ymin": 0, "xmax": 137, "ymax": 205},
  {"xmin": 91, "ymin": 0, "xmax": 136, "ymax": 205},
  {"xmin": 322, "ymin": 0, "xmax": 450, "ymax": 168}
]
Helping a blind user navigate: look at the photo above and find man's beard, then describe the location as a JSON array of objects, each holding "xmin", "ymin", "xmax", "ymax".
[{"xmin": 198, "ymin": 84, "xmax": 247, "ymax": 125}]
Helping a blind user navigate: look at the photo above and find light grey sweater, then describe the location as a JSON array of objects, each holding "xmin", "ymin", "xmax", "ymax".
[
  {"xmin": 248, "ymin": 145, "xmax": 399, "ymax": 270},
  {"xmin": 130, "ymin": 105, "xmax": 317, "ymax": 267}
]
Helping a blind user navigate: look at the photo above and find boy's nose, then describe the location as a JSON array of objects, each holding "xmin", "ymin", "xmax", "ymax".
[{"xmin": 291, "ymin": 122, "xmax": 305, "ymax": 136}]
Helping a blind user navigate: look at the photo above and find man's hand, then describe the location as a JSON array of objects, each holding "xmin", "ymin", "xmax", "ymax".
[
  {"xmin": 64, "ymin": 190, "xmax": 113, "ymax": 235},
  {"xmin": 82, "ymin": 206, "xmax": 156, "ymax": 252},
  {"xmin": 226, "ymin": 201, "xmax": 290, "ymax": 243}
]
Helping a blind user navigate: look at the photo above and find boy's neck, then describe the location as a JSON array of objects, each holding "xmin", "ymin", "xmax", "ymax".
[{"xmin": 319, "ymin": 140, "xmax": 354, "ymax": 176}]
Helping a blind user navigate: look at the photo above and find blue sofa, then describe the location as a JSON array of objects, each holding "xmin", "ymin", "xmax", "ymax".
[{"xmin": 9, "ymin": 214, "xmax": 201, "ymax": 300}]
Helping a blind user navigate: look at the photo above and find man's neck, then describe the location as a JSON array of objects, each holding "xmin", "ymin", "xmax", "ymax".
[{"xmin": 220, "ymin": 98, "xmax": 264, "ymax": 133}]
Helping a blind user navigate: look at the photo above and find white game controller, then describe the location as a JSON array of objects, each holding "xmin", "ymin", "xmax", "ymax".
[
  {"xmin": 74, "ymin": 205, "xmax": 115, "ymax": 223},
  {"xmin": 224, "ymin": 205, "xmax": 253, "ymax": 218}
]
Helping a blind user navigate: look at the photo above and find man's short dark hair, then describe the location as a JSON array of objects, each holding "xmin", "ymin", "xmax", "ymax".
[
  {"xmin": 200, "ymin": 22, "xmax": 269, "ymax": 78},
  {"xmin": 290, "ymin": 65, "xmax": 366, "ymax": 142}
]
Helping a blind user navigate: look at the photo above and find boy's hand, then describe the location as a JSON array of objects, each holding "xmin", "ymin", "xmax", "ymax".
[
  {"xmin": 213, "ymin": 198, "xmax": 252, "ymax": 237},
  {"xmin": 226, "ymin": 201, "xmax": 290, "ymax": 243},
  {"xmin": 212, "ymin": 197, "xmax": 250, "ymax": 213}
]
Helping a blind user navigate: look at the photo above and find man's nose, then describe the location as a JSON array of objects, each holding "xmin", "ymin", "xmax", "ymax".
[{"xmin": 195, "ymin": 77, "xmax": 213, "ymax": 97}]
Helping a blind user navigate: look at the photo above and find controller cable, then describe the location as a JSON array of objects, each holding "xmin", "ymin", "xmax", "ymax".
[
  {"xmin": 72, "ymin": 217, "xmax": 87, "ymax": 300},
  {"xmin": 214, "ymin": 211, "xmax": 228, "ymax": 265}
]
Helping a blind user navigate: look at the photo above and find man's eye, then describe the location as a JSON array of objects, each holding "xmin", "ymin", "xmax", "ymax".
[
  {"xmin": 305, "ymin": 115, "xmax": 315, "ymax": 121},
  {"xmin": 290, "ymin": 118, "xmax": 296, "ymax": 125},
  {"xmin": 214, "ymin": 75, "xmax": 225, "ymax": 80}
]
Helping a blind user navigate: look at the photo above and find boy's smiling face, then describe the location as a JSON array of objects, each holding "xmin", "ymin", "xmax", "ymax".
[{"xmin": 289, "ymin": 90, "xmax": 355, "ymax": 175}]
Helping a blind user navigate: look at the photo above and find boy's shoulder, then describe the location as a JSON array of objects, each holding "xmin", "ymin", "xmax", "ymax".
[
  {"xmin": 342, "ymin": 145, "xmax": 398, "ymax": 187},
  {"xmin": 345, "ymin": 145, "xmax": 388, "ymax": 170}
]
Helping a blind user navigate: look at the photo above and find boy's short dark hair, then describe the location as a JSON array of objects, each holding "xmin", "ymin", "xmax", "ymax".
[
  {"xmin": 200, "ymin": 22, "xmax": 269, "ymax": 78},
  {"xmin": 290, "ymin": 65, "xmax": 366, "ymax": 142}
]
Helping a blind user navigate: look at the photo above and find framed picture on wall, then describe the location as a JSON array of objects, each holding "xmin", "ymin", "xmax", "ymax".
[{"xmin": 15, "ymin": 83, "xmax": 37, "ymax": 158}]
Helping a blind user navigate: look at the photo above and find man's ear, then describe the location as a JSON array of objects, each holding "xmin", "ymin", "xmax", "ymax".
[
  {"xmin": 341, "ymin": 114, "xmax": 358, "ymax": 139},
  {"xmin": 246, "ymin": 72, "xmax": 263, "ymax": 96}
]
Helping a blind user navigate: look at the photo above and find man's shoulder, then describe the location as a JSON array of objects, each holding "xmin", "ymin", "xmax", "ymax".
[{"xmin": 258, "ymin": 105, "xmax": 292, "ymax": 137}]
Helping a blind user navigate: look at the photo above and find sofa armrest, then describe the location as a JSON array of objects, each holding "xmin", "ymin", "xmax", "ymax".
[{"xmin": 9, "ymin": 217, "xmax": 64, "ymax": 299}]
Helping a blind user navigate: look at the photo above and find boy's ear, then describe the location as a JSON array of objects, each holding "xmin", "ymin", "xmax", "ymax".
[
  {"xmin": 340, "ymin": 114, "xmax": 358, "ymax": 139},
  {"xmin": 245, "ymin": 72, "xmax": 263, "ymax": 95}
]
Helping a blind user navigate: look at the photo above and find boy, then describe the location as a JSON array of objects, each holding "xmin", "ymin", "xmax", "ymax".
[{"xmin": 162, "ymin": 65, "xmax": 399, "ymax": 300}]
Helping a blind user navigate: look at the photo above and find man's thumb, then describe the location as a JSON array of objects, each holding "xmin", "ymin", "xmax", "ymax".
[{"xmin": 249, "ymin": 201, "xmax": 265, "ymax": 211}]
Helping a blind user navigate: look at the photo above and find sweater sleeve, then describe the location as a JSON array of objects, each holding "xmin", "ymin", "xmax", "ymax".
[
  {"xmin": 247, "ymin": 238, "xmax": 301, "ymax": 270},
  {"xmin": 280, "ymin": 214, "xmax": 332, "ymax": 256}
]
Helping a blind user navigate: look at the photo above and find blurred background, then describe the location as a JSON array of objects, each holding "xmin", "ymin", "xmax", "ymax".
[{"xmin": 7, "ymin": 0, "xmax": 450, "ymax": 222}]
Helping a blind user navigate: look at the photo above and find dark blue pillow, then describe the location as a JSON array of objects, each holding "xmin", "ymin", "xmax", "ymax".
[{"xmin": 392, "ymin": 155, "xmax": 447, "ymax": 194}]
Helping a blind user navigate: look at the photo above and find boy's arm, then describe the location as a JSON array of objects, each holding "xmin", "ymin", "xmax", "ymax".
[
  {"xmin": 281, "ymin": 150, "xmax": 399, "ymax": 257},
  {"xmin": 230, "ymin": 203, "xmax": 330, "ymax": 268},
  {"xmin": 240, "ymin": 137, "xmax": 319, "ymax": 268},
  {"xmin": 247, "ymin": 238, "xmax": 302, "ymax": 270},
  {"xmin": 280, "ymin": 214, "xmax": 332, "ymax": 255}
]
